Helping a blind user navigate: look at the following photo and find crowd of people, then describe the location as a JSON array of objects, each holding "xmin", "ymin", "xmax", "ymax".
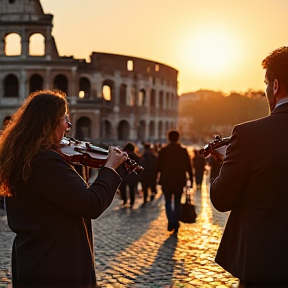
[{"xmin": 1, "ymin": 45, "xmax": 288, "ymax": 287}]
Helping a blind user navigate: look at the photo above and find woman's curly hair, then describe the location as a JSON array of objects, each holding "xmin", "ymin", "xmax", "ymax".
[{"xmin": 0, "ymin": 90, "xmax": 67, "ymax": 197}]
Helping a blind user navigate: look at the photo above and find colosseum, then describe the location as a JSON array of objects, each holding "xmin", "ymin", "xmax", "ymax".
[{"xmin": 0, "ymin": 0, "xmax": 179, "ymax": 147}]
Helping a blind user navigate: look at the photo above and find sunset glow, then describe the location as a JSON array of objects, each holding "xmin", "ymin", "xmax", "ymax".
[
  {"xmin": 40, "ymin": 0, "xmax": 288, "ymax": 94},
  {"xmin": 182, "ymin": 27, "xmax": 240, "ymax": 76}
]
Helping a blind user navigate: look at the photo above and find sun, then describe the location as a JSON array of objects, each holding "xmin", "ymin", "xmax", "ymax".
[{"xmin": 182, "ymin": 27, "xmax": 240, "ymax": 76}]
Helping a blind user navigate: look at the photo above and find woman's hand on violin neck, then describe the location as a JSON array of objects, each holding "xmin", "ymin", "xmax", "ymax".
[{"xmin": 104, "ymin": 146, "xmax": 128, "ymax": 170}]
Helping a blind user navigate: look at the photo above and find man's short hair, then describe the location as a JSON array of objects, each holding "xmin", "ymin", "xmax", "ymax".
[
  {"xmin": 262, "ymin": 46, "xmax": 288, "ymax": 90},
  {"xmin": 168, "ymin": 130, "xmax": 180, "ymax": 143}
]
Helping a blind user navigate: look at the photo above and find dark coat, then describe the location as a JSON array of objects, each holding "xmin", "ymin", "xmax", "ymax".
[
  {"xmin": 156, "ymin": 142, "xmax": 193, "ymax": 192},
  {"xmin": 139, "ymin": 149, "xmax": 157, "ymax": 181},
  {"xmin": 192, "ymin": 153, "xmax": 206, "ymax": 185},
  {"xmin": 6, "ymin": 149, "xmax": 121, "ymax": 288},
  {"xmin": 210, "ymin": 103, "xmax": 288, "ymax": 283},
  {"xmin": 122, "ymin": 151, "xmax": 140, "ymax": 186}
]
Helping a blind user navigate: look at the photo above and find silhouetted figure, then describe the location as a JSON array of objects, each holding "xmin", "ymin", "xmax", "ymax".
[
  {"xmin": 119, "ymin": 142, "xmax": 140, "ymax": 208},
  {"xmin": 139, "ymin": 142, "xmax": 157, "ymax": 203},
  {"xmin": 192, "ymin": 149, "xmax": 206, "ymax": 190},
  {"xmin": 210, "ymin": 46, "xmax": 288, "ymax": 287},
  {"xmin": 156, "ymin": 130, "xmax": 193, "ymax": 235}
]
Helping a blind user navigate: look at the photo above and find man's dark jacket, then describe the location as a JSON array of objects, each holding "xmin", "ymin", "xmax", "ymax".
[
  {"xmin": 210, "ymin": 103, "xmax": 288, "ymax": 283},
  {"xmin": 156, "ymin": 142, "xmax": 193, "ymax": 191}
]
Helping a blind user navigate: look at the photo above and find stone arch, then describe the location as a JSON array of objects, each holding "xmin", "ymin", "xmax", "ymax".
[
  {"xmin": 128, "ymin": 84, "xmax": 136, "ymax": 106},
  {"xmin": 29, "ymin": 33, "xmax": 45, "ymax": 56},
  {"xmin": 159, "ymin": 91, "xmax": 164, "ymax": 108},
  {"xmin": 5, "ymin": 33, "xmax": 21, "ymax": 56},
  {"xmin": 117, "ymin": 120, "xmax": 130, "ymax": 141},
  {"xmin": 75, "ymin": 117, "xmax": 91, "ymax": 141},
  {"xmin": 150, "ymin": 89, "xmax": 156, "ymax": 108},
  {"xmin": 158, "ymin": 121, "xmax": 163, "ymax": 140},
  {"xmin": 165, "ymin": 121, "xmax": 170, "ymax": 133},
  {"xmin": 53, "ymin": 74, "xmax": 68, "ymax": 94},
  {"xmin": 138, "ymin": 89, "xmax": 146, "ymax": 106},
  {"xmin": 166, "ymin": 92, "xmax": 170, "ymax": 109},
  {"xmin": 171, "ymin": 93, "xmax": 175, "ymax": 109},
  {"xmin": 149, "ymin": 120, "xmax": 155, "ymax": 139},
  {"xmin": 119, "ymin": 84, "xmax": 127, "ymax": 105},
  {"xmin": 79, "ymin": 77, "xmax": 91, "ymax": 98},
  {"xmin": 137, "ymin": 120, "xmax": 146, "ymax": 142},
  {"xmin": 102, "ymin": 79, "xmax": 114, "ymax": 102},
  {"xmin": 30, "ymin": 74, "xmax": 44, "ymax": 93},
  {"xmin": 4, "ymin": 74, "xmax": 19, "ymax": 97},
  {"xmin": 101, "ymin": 119, "xmax": 112, "ymax": 139}
]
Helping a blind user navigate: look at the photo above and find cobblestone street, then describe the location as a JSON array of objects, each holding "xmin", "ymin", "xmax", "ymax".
[{"xmin": 0, "ymin": 175, "xmax": 238, "ymax": 288}]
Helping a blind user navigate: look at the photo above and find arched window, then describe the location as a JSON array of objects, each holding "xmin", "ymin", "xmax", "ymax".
[
  {"xmin": 101, "ymin": 120, "xmax": 112, "ymax": 139},
  {"xmin": 150, "ymin": 89, "xmax": 156, "ymax": 107},
  {"xmin": 102, "ymin": 85, "xmax": 111, "ymax": 101},
  {"xmin": 117, "ymin": 120, "xmax": 130, "ymax": 141},
  {"xmin": 30, "ymin": 74, "xmax": 44, "ymax": 93},
  {"xmin": 102, "ymin": 80, "xmax": 114, "ymax": 102},
  {"xmin": 76, "ymin": 117, "xmax": 91, "ymax": 141},
  {"xmin": 149, "ymin": 121, "xmax": 155, "ymax": 139},
  {"xmin": 138, "ymin": 89, "xmax": 146, "ymax": 106},
  {"xmin": 128, "ymin": 85, "xmax": 136, "ymax": 106},
  {"xmin": 159, "ymin": 91, "xmax": 164, "ymax": 108},
  {"xmin": 5, "ymin": 33, "xmax": 21, "ymax": 56},
  {"xmin": 137, "ymin": 120, "xmax": 146, "ymax": 142},
  {"xmin": 127, "ymin": 60, "xmax": 133, "ymax": 71},
  {"xmin": 4, "ymin": 74, "xmax": 19, "ymax": 97},
  {"xmin": 158, "ymin": 121, "xmax": 163, "ymax": 140},
  {"xmin": 166, "ymin": 92, "xmax": 170, "ymax": 109},
  {"xmin": 79, "ymin": 77, "xmax": 91, "ymax": 98},
  {"xmin": 29, "ymin": 33, "xmax": 45, "ymax": 56},
  {"xmin": 119, "ymin": 84, "xmax": 127, "ymax": 105},
  {"xmin": 54, "ymin": 74, "xmax": 68, "ymax": 94}
]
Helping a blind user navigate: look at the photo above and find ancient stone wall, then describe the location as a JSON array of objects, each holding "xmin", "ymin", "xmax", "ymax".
[{"xmin": 0, "ymin": 0, "xmax": 178, "ymax": 146}]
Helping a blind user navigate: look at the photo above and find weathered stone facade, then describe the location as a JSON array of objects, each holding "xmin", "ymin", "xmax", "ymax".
[{"xmin": 0, "ymin": 0, "xmax": 178, "ymax": 146}]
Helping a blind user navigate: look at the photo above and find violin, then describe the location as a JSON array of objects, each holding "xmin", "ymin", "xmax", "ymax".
[
  {"xmin": 199, "ymin": 135, "xmax": 231, "ymax": 157},
  {"xmin": 57, "ymin": 137, "xmax": 144, "ymax": 175}
]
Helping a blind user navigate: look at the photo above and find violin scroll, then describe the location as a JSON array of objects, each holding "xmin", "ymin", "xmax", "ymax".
[{"xmin": 199, "ymin": 135, "xmax": 231, "ymax": 158}]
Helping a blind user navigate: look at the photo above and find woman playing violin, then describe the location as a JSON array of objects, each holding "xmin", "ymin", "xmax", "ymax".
[{"xmin": 0, "ymin": 90, "xmax": 128, "ymax": 288}]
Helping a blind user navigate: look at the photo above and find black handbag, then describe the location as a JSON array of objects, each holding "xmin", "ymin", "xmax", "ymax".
[{"xmin": 179, "ymin": 187, "xmax": 197, "ymax": 223}]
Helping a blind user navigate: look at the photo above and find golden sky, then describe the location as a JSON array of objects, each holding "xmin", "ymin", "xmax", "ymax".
[{"xmin": 41, "ymin": 0, "xmax": 288, "ymax": 95}]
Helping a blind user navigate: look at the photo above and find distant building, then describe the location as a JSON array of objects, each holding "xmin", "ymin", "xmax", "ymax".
[
  {"xmin": 0, "ymin": 0, "xmax": 178, "ymax": 145},
  {"xmin": 178, "ymin": 90, "xmax": 224, "ymax": 144}
]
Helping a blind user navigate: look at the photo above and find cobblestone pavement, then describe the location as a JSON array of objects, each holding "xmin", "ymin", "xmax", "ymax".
[{"xmin": 0, "ymin": 175, "xmax": 238, "ymax": 288}]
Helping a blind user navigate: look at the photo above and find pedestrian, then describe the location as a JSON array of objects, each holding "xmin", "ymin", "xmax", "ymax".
[
  {"xmin": 139, "ymin": 142, "xmax": 157, "ymax": 203},
  {"xmin": 0, "ymin": 90, "xmax": 128, "ymax": 288},
  {"xmin": 210, "ymin": 46, "xmax": 288, "ymax": 287},
  {"xmin": 192, "ymin": 148, "xmax": 206, "ymax": 191},
  {"xmin": 119, "ymin": 142, "xmax": 140, "ymax": 208},
  {"xmin": 156, "ymin": 130, "xmax": 193, "ymax": 235}
]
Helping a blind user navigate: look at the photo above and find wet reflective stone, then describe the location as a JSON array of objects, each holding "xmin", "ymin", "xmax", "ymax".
[{"xmin": 0, "ymin": 175, "xmax": 240, "ymax": 287}]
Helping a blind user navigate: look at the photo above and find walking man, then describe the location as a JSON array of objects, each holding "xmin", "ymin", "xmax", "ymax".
[{"xmin": 156, "ymin": 130, "xmax": 193, "ymax": 235}]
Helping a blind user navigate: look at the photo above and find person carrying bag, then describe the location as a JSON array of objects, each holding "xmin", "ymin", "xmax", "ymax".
[{"xmin": 179, "ymin": 186, "xmax": 197, "ymax": 223}]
